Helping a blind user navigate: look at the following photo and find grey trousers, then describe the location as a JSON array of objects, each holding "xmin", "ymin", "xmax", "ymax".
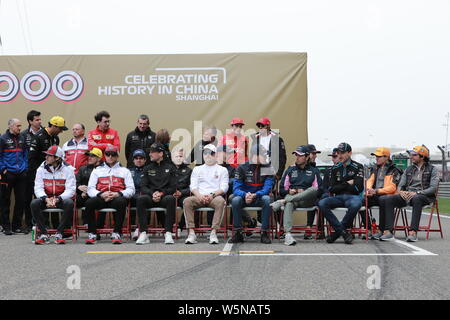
[{"xmin": 283, "ymin": 187, "xmax": 319, "ymax": 233}]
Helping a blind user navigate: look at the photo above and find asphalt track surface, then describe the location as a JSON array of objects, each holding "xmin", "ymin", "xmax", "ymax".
[{"xmin": 0, "ymin": 210, "xmax": 449, "ymax": 300}]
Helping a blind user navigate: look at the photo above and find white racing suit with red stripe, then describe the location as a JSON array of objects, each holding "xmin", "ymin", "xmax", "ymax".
[
  {"xmin": 85, "ymin": 162, "xmax": 135, "ymax": 234},
  {"xmin": 32, "ymin": 161, "xmax": 76, "ymax": 235}
]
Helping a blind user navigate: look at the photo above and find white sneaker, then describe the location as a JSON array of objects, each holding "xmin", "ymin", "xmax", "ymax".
[
  {"xmin": 132, "ymin": 229, "xmax": 139, "ymax": 241},
  {"xmin": 284, "ymin": 232, "xmax": 297, "ymax": 246},
  {"xmin": 185, "ymin": 233, "xmax": 197, "ymax": 244},
  {"xmin": 165, "ymin": 232, "xmax": 174, "ymax": 244},
  {"xmin": 209, "ymin": 232, "xmax": 219, "ymax": 244},
  {"xmin": 136, "ymin": 231, "xmax": 149, "ymax": 245}
]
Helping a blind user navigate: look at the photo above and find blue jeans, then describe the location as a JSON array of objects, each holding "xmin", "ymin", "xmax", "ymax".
[
  {"xmin": 232, "ymin": 195, "xmax": 271, "ymax": 231},
  {"xmin": 318, "ymin": 194, "xmax": 362, "ymax": 234}
]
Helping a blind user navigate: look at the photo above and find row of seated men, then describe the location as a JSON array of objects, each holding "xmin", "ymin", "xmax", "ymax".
[
  {"xmin": 0, "ymin": 111, "xmax": 286, "ymax": 235},
  {"xmin": 29, "ymin": 138, "xmax": 438, "ymax": 245}
]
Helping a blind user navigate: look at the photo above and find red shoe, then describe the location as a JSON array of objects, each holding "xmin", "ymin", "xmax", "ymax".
[
  {"xmin": 111, "ymin": 232, "xmax": 122, "ymax": 244},
  {"xmin": 85, "ymin": 233, "xmax": 97, "ymax": 245}
]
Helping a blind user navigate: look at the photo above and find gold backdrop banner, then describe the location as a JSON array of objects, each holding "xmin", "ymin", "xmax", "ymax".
[{"xmin": 0, "ymin": 52, "xmax": 307, "ymax": 162}]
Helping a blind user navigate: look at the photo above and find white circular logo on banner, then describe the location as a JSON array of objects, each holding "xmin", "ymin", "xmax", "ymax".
[
  {"xmin": 0, "ymin": 70, "xmax": 84, "ymax": 103},
  {"xmin": 0, "ymin": 71, "xmax": 20, "ymax": 102},
  {"xmin": 20, "ymin": 71, "xmax": 52, "ymax": 102},
  {"xmin": 52, "ymin": 70, "xmax": 84, "ymax": 102}
]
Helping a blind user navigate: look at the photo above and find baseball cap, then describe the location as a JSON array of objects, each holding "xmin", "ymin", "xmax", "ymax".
[
  {"xmin": 149, "ymin": 142, "xmax": 165, "ymax": 153},
  {"xmin": 203, "ymin": 144, "xmax": 217, "ymax": 153},
  {"xmin": 336, "ymin": 142, "xmax": 352, "ymax": 153},
  {"xmin": 256, "ymin": 117, "xmax": 271, "ymax": 126},
  {"xmin": 49, "ymin": 116, "xmax": 68, "ymax": 131},
  {"xmin": 250, "ymin": 144, "xmax": 268, "ymax": 157},
  {"xmin": 292, "ymin": 145, "xmax": 310, "ymax": 156},
  {"xmin": 328, "ymin": 148, "xmax": 339, "ymax": 156},
  {"xmin": 371, "ymin": 147, "xmax": 391, "ymax": 158},
  {"xmin": 230, "ymin": 117, "xmax": 245, "ymax": 126},
  {"xmin": 43, "ymin": 145, "xmax": 64, "ymax": 158},
  {"xmin": 85, "ymin": 147, "xmax": 103, "ymax": 158},
  {"xmin": 407, "ymin": 145, "xmax": 429, "ymax": 158},
  {"xmin": 307, "ymin": 144, "xmax": 321, "ymax": 154},
  {"xmin": 104, "ymin": 145, "xmax": 119, "ymax": 154},
  {"xmin": 132, "ymin": 149, "xmax": 146, "ymax": 159}
]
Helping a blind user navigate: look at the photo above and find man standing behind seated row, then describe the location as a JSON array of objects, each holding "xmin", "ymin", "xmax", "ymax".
[
  {"xmin": 231, "ymin": 145, "xmax": 274, "ymax": 244},
  {"xmin": 88, "ymin": 111, "xmax": 120, "ymax": 161},
  {"xmin": 318, "ymin": 142, "xmax": 364, "ymax": 245},
  {"xmin": 135, "ymin": 143, "xmax": 177, "ymax": 245},
  {"xmin": 62, "ymin": 123, "xmax": 89, "ymax": 174},
  {"xmin": 183, "ymin": 144, "xmax": 228, "ymax": 245},
  {"xmin": 125, "ymin": 114, "xmax": 155, "ymax": 168}
]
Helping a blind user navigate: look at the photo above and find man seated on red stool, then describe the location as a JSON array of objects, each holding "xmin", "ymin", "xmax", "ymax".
[
  {"xmin": 378, "ymin": 145, "xmax": 439, "ymax": 242},
  {"xmin": 365, "ymin": 147, "xmax": 402, "ymax": 240},
  {"xmin": 135, "ymin": 143, "xmax": 178, "ymax": 245},
  {"xmin": 271, "ymin": 145, "xmax": 322, "ymax": 246},
  {"xmin": 317, "ymin": 142, "xmax": 364, "ymax": 244},
  {"xmin": 183, "ymin": 144, "xmax": 229, "ymax": 245},
  {"xmin": 85, "ymin": 145, "xmax": 135, "ymax": 244},
  {"xmin": 231, "ymin": 144, "xmax": 275, "ymax": 244},
  {"xmin": 32, "ymin": 146, "xmax": 76, "ymax": 245}
]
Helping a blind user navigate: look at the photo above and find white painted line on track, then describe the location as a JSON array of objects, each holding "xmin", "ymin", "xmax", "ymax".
[
  {"xmin": 220, "ymin": 242, "xmax": 233, "ymax": 256},
  {"xmin": 421, "ymin": 212, "xmax": 450, "ymax": 219},
  {"xmin": 238, "ymin": 253, "xmax": 434, "ymax": 256},
  {"xmin": 392, "ymin": 239, "xmax": 438, "ymax": 256}
]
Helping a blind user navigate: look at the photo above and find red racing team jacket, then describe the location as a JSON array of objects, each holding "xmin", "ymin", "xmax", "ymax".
[
  {"xmin": 87, "ymin": 127, "xmax": 121, "ymax": 160},
  {"xmin": 62, "ymin": 137, "xmax": 89, "ymax": 174},
  {"xmin": 87, "ymin": 162, "xmax": 135, "ymax": 199},
  {"xmin": 34, "ymin": 161, "xmax": 76, "ymax": 200}
]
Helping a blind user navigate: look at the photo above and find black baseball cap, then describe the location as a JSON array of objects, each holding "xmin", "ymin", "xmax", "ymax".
[
  {"xmin": 292, "ymin": 145, "xmax": 310, "ymax": 156},
  {"xmin": 149, "ymin": 142, "xmax": 165, "ymax": 153},
  {"xmin": 328, "ymin": 148, "xmax": 339, "ymax": 156},
  {"xmin": 336, "ymin": 142, "xmax": 352, "ymax": 153},
  {"xmin": 307, "ymin": 144, "xmax": 321, "ymax": 154}
]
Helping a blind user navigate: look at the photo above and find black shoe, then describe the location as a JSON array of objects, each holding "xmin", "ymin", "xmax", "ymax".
[
  {"xmin": 260, "ymin": 231, "xmax": 271, "ymax": 244},
  {"xmin": 342, "ymin": 231, "xmax": 353, "ymax": 244},
  {"xmin": 304, "ymin": 232, "xmax": 313, "ymax": 240},
  {"xmin": 3, "ymin": 229, "xmax": 13, "ymax": 236},
  {"xmin": 231, "ymin": 231, "xmax": 244, "ymax": 243},
  {"xmin": 326, "ymin": 231, "xmax": 342, "ymax": 243},
  {"xmin": 96, "ymin": 234, "xmax": 102, "ymax": 241},
  {"xmin": 14, "ymin": 228, "xmax": 27, "ymax": 234}
]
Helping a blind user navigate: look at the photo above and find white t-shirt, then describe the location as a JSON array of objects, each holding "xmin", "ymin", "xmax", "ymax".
[
  {"xmin": 259, "ymin": 135, "xmax": 271, "ymax": 152},
  {"xmin": 190, "ymin": 163, "xmax": 229, "ymax": 195}
]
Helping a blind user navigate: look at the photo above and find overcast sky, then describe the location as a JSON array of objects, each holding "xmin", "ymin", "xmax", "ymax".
[{"xmin": 1, "ymin": 0, "xmax": 449, "ymax": 153}]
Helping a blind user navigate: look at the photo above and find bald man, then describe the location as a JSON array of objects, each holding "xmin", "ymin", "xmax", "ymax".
[{"xmin": 0, "ymin": 119, "xmax": 28, "ymax": 235}]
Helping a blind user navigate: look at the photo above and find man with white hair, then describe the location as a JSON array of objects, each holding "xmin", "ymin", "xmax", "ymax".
[
  {"xmin": 31, "ymin": 145, "xmax": 76, "ymax": 244},
  {"xmin": 62, "ymin": 123, "xmax": 89, "ymax": 174},
  {"xmin": 0, "ymin": 119, "xmax": 28, "ymax": 235}
]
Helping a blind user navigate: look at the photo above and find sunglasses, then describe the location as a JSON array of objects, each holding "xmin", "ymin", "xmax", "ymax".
[
  {"xmin": 257, "ymin": 124, "xmax": 267, "ymax": 129},
  {"xmin": 331, "ymin": 155, "xmax": 338, "ymax": 158},
  {"xmin": 232, "ymin": 124, "xmax": 244, "ymax": 128},
  {"xmin": 105, "ymin": 152, "xmax": 118, "ymax": 157},
  {"xmin": 203, "ymin": 151, "xmax": 216, "ymax": 156}
]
